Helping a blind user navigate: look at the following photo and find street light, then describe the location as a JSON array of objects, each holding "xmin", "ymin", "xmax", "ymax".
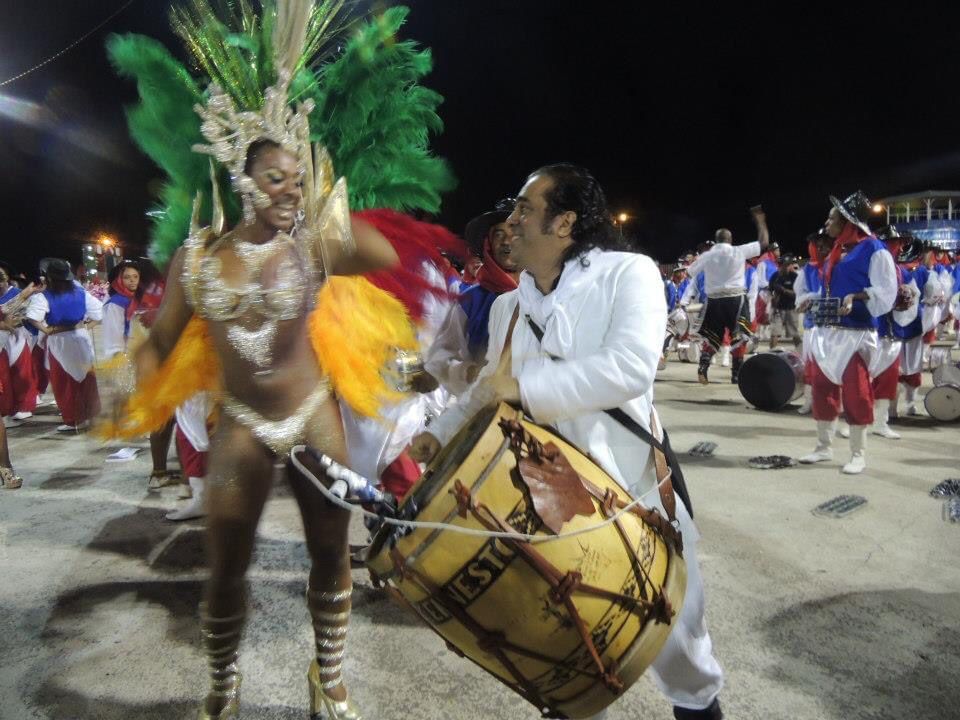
[
  {"xmin": 618, "ymin": 212, "xmax": 628, "ymax": 223},
  {"xmin": 871, "ymin": 203, "xmax": 883, "ymax": 214}
]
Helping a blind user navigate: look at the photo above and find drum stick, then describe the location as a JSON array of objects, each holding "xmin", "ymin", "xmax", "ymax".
[{"xmin": 290, "ymin": 445, "xmax": 671, "ymax": 545}]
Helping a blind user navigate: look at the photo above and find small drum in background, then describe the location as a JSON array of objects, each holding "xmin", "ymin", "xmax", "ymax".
[
  {"xmin": 667, "ymin": 307, "xmax": 690, "ymax": 339},
  {"xmin": 367, "ymin": 402, "xmax": 687, "ymax": 719},
  {"xmin": 932, "ymin": 361, "xmax": 960, "ymax": 388},
  {"xmin": 928, "ymin": 361, "xmax": 960, "ymax": 421},
  {"xmin": 929, "ymin": 342, "xmax": 956, "ymax": 372},
  {"xmin": 738, "ymin": 350, "xmax": 805, "ymax": 411},
  {"xmin": 924, "ymin": 385, "xmax": 960, "ymax": 422},
  {"xmin": 677, "ymin": 340, "xmax": 701, "ymax": 364}
]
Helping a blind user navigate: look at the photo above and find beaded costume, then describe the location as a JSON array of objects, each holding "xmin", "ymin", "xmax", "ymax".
[{"xmin": 103, "ymin": 2, "xmax": 462, "ymax": 718}]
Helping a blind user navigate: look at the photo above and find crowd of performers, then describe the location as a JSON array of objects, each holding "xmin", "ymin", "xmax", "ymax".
[
  {"xmin": 4, "ymin": 2, "xmax": 960, "ymax": 720},
  {"xmin": 659, "ymin": 191, "xmax": 960, "ymax": 474},
  {"xmin": 0, "ymin": 257, "xmax": 215, "ymax": 506}
]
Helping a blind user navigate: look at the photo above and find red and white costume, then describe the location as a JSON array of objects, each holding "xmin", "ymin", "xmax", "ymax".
[
  {"xmin": 25, "ymin": 286, "xmax": 102, "ymax": 426},
  {"xmin": 800, "ymin": 226, "xmax": 897, "ymax": 473}
]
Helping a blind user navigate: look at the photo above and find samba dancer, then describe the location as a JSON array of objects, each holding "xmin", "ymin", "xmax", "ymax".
[
  {"xmin": 107, "ymin": 2, "xmax": 464, "ymax": 715},
  {"xmin": 684, "ymin": 217, "xmax": 770, "ymax": 384},
  {"xmin": 135, "ymin": 101, "xmax": 397, "ymax": 720},
  {"xmin": 798, "ymin": 192, "xmax": 897, "ymax": 474},
  {"xmin": 412, "ymin": 164, "xmax": 725, "ymax": 720}
]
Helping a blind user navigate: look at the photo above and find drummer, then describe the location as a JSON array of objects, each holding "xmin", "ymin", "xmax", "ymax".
[
  {"xmin": 794, "ymin": 232, "xmax": 833, "ymax": 414},
  {"xmin": 411, "ymin": 163, "xmax": 725, "ymax": 720},
  {"xmin": 661, "ymin": 264, "xmax": 689, "ymax": 363},
  {"xmin": 798, "ymin": 192, "xmax": 897, "ymax": 474},
  {"xmin": 423, "ymin": 202, "xmax": 521, "ymax": 395},
  {"xmin": 683, "ymin": 215, "xmax": 771, "ymax": 384}
]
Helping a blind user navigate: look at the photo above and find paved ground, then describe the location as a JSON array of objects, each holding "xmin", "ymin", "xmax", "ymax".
[{"xmin": 1, "ymin": 352, "xmax": 958, "ymax": 720}]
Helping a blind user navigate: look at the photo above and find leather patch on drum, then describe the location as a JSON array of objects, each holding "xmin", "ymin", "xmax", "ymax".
[{"xmin": 517, "ymin": 442, "xmax": 596, "ymax": 535}]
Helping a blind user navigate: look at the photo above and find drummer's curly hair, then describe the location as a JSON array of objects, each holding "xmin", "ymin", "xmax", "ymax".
[{"xmin": 533, "ymin": 163, "xmax": 629, "ymax": 266}]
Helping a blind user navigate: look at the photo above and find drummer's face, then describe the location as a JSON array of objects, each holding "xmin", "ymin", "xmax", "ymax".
[{"xmin": 507, "ymin": 174, "xmax": 572, "ymax": 271}]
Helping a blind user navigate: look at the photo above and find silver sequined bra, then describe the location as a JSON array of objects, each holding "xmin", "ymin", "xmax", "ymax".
[{"xmin": 182, "ymin": 232, "xmax": 310, "ymax": 322}]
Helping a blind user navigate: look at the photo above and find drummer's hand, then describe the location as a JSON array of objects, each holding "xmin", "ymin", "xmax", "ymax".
[
  {"xmin": 487, "ymin": 347, "xmax": 521, "ymax": 404},
  {"xmin": 410, "ymin": 371, "xmax": 439, "ymax": 394},
  {"xmin": 488, "ymin": 373, "xmax": 521, "ymax": 404},
  {"xmin": 409, "ymin": 432, "xmax": 441, "ymax": 464},
  {"xmin": 839, "ymin": 293, "xmax": 855, "ymax": 316}
]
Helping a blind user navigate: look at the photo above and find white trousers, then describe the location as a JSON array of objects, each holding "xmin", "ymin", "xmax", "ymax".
[{"xmin": 589, "ymin": 500, "xmax": 723, "ymax": 717}]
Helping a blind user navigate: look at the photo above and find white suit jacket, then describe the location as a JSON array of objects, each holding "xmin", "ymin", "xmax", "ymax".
[{"xmin": 431, "ymin": 249, "xmax": 683, "ymax": 523}]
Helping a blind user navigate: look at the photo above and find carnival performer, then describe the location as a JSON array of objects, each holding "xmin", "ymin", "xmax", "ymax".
[
  {"xmin": 0, "ymin": 268, "xmax": 38, "ymax": 423},
  {"xmin": 101, "ymin": 260, "xmax": 144, "ymax": 358},
  {"xmin": 867, "ymin": 229, "xmax": 911, "ymax": 438},
  {"xmin": 798, "ymin": 192, "xmax": 897, "ymax": 474},
  {"xmin": 794, "ymin": 233, "xmax": 832, "ymax": 414},
  {"xmin": 837, "ymin": 227, "xmax": 913, "ymax": 440},
  {"xmin": 661, "ymin": 264, "xmax": 690, "ymax": 365},
  {"xmin": 767, "ymin": 255, "xmax": 801, "ymax": 350},
  {"xmin": 684, "ymin": 216, "xmax": 770, "ymax": 384},
  {"xmin": 103, "ymin": 260, "xmax": 197, "ymax": 496},
  {"xmin": 136, "ymin": 262, "xmax": 182, "ymax": 492},
  {"xmin": 411, "ymin": 164, "xmax": 725, "ymax": 720},
  {"xmin": 0, "ymin": 412, "xmax": 23, "ymax": 489},
  {"xmin": 893, "ymin": 242, "xmax": 941, "ymax": 416},
  {"xmin": 0, "ymin": 274, "xmax": 40, "ymax": 427},
  {"xmin": 164, "ymin": 391, "xmax": 212, "ymax": 522},
  {"xmin": 918, "ymin": 247, "xmax": 948, "ymax": 369},
  {"xmin": 424, "ymin": 203, "xmax": 520, "ymax": 395},
  {"xmin": 106, "ymin": 2, "xmax": 457, "ymax": 716},
  {"xmin": 24, "ymin": 259, "xmax": 102, "ymax": 432}
]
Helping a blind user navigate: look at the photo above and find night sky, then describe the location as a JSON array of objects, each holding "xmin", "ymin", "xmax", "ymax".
[{"xmin": 3, "ymin": 1, "xmax": 960, "ymax": 275}]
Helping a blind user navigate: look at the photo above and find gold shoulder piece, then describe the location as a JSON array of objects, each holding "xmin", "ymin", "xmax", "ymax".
[{"xmin": 301, "ymin": 144, "xmax": 355, "ymax": 280}]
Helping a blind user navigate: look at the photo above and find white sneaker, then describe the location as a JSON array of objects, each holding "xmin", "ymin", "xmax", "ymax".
[
  {"xmin": 176, "ymin": 483, "xmax": 193, "ymax": 500},
  {"xmin": 797, "ymin": 402, "xmax": 812, "ymax": 415},
  {"xmin": 12, "ymin": 411, "xmax": 32, "ymax": 421},
  {"xmin": 872, "ymin": 424, "xmax": 901, "ymax": 440},
  {"xmin": 842, "ymin": 453, "xmax": 866, "ymax": 474},
  {"xmin": 838, "ymin": 426, "xmax": 850, "ymax": 439},
  {"xmin": 166, "ymin": 477, "xmax": 206, "ymax": 521},
  {"xmin": 3, "ymin": 417, "xmax": 24, "ymax": 429},
  {"xmin": 56, "ymin": 424, "xmax": 75, "ymax": 432},
  {"xmin": 799, "ymin": 448, "xmax": 834, "ymax": 464}
]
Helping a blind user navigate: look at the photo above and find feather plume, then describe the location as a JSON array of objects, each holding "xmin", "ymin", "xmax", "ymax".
[{"xmin": 308, "ymin": 6, "xmax": 456, "ymax": 214}]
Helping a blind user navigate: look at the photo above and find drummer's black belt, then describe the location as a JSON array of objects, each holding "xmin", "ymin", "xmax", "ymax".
[{"xmin": 524, "ymin": 316, "xmax": 695, "ymax": 518}]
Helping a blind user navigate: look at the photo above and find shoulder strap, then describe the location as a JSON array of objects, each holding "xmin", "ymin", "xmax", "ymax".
[{"xmin": 524, "ymin": 314, "xmax": 693, "ymax": 519}]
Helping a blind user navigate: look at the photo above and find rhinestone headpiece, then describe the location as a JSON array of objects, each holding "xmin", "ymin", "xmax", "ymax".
[{"xmin": 192, "ymin": 70, "xmax": 314, "ymax": 198}]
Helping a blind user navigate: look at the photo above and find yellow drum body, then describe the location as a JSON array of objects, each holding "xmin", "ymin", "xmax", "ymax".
[{"xmin": 368, "ymin": 403, "xmax": 686, "ymax": 718}]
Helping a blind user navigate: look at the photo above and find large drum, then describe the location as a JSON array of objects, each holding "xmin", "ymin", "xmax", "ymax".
[
  {"xmin": 738, "ymin": 350, "xmax": 805, "ymax": 411},
  {"xmin": 926, "ymin": 361, "xmax": 960, "ymax": 421},
  {"xmin": 367, "ymin": 402, "xmax": 686, "ymax": 719}
]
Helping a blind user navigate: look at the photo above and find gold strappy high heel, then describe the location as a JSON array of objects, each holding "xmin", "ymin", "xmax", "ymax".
[
  {"xmin": 198, "ymin": 603, "xmax": 244, "ymax": 719},
  {"xmin": 0, "ymin": 466, "xmax": 22, "ymax": 490},
  {"xmin": 306, "ymin": 586, "xmax": 361, "ymax": 719}
]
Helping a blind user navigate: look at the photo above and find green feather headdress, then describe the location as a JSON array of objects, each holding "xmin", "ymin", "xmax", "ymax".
[{"xmin": 108, "ymin": 1, "xmax": 455, "ymax": 265}]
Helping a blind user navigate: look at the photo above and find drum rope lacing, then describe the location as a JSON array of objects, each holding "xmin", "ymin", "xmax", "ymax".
[{"xmin": 290, "ymin": 446, "xmax": 675, "ymax": 544}]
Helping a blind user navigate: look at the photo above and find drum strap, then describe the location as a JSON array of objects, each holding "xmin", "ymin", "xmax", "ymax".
[{"xmin": 520, "ymin": 314, "xmax": 694, "ymax": 520}]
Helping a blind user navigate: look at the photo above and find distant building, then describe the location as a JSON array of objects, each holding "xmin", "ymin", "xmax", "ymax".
[{"xmin": 877, "ymin": 191, "xmax": 960, "ymax": 250}]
